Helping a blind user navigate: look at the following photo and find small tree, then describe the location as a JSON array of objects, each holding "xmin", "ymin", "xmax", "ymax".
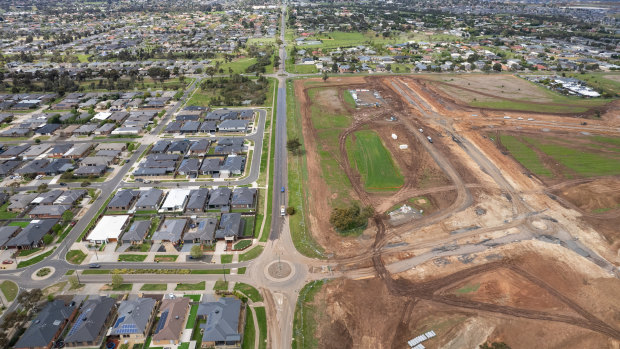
[
  {"xmin": 37, "ymin": 183, "xmax": 48, "ymax": 192},
  {"xmin": 190, "ymin": 244, "xmax": 203, "ymax": 259},
  {"xmin": 493, "ymin": 62, "xmax": 502, "ymax": 72},
  {"xmin": 81, "ymin": 181, "xmax": 91, "ymax": 187},
  {"xmin": 286, "ymin": 138, "xmax": 302, "ymax": 154},
  {"xmin": 111, "ymin": 273, "xmax": 123, "ymax": 289},
  {"xmin": 286, "ymin": 206, "xmax": 296, "ymax": 215},
  {"xmin": 322, "ymin": 72, "xmax": 329, "ymax": 82},
  {"xmin": 62, "ymin": 210, "xmax": 74, "ymax": 223}
]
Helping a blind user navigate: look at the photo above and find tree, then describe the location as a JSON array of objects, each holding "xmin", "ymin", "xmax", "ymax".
[
  {"xmin": 111, "ymin": 273, "xmax": 123, "ymax": 289},
  {"xmin": 480, "ymin": 342, "xmax": 511, "ymax": 349},
  {"xmin": 322, "ymin": 72, "xmax": 329, "ymax": 82},
  {"xmin": 35, "ymin": 138, "xmax": 41, "ymax": 144},
  {"xmin": 81, "ymin": 181, "xmax": 91, "ymax": 187},
  {"xmin": 37, "ymin": 183, "xmax": 48, "ymax": 192},
  {"xmin": 286, "ymin": 206, "xmax": 296, "ymax": 215},
  {"xmin": 286, "ymin": 137, "xmax": 302, "ymax": 154},
  {"xmin": 62, "ymin": 210, "xmax": 74, "ymax": 223},
  {"xmin": 329, "ymin": 203, "xmax": 374, "ymax": 232},
  {"xmin": 68, "ymin": 276, "xmax": 81, "ymax": 289},
  {"xmin": 493, "ymin": 63, "xmax": 502, "ymax": 72},
  {"xmin": 17, "ymin": 288, "xmax": 43, "ymax": 312},
  {"xmin": 190, "ymin": 245, "xmax": 203, "ymax": 259}
]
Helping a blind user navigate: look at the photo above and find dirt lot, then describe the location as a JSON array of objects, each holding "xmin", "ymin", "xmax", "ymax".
[{"xmin": 311, "ymin": 244, "xmax": 620, "ymax": 349}]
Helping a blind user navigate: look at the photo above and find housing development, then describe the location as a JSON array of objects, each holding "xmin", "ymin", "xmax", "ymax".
[{"xmin": 0, "ymin": 1, "xmax": 619, "ymax": 349}]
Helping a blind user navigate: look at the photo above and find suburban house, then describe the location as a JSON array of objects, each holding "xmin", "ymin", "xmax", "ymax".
[
  {"xmin": 189, "ymin": 139, "xmax": 210, "ymax": 156},
  {"xmin": 121, "ymin": 220, "xmax": 151, "ymax": 245},
  {"xmin": 108, "ymin": 297, "xmax": 158, "ymax": 343},
  {"xmin": 200, "ymin": 158, "xmax": 222, "ymax": 176},
  {"xmin": 231, "ymin": 188, "xmax": 257, "ymax": 209},
  {"xmin": 7, "ymin": 193, "xmax": 38, "ymax": 212},
  {"xmin": 177, "ymin": 158, "xmax": 201, "ymax": 177},
  {"xmin": 220, "ymin": 156, "xmax": 245, "ymax": 177},
  {"xmin": 151, "ymin": 297, "xmax": 191, "ymax": 346},
  {"xmin": 64, "ymin": 296, "xmax": 117, "ymax": 348},
  {"xmin": 134, "ymin": 188, "xmax": 164, "ymax": 211},
  {"xmin": 217, "ymin": 120, "xmax": 249, "ymax": 133},
  {"xmin": 151, "ymin": 218, "xmax": 187, "ymax": 244},
  {"xmin": 160, "ymin": 189, "xmax": 190, "ymax": 212},
  {"xmin": 185, "ymin": 188, "xmax": 209, "ymax": 213},
  {"xmin": 207, "ymin": 188, "xmax": 231, "ymax": 210},
  {"xmin": 29, "ymin": 204, "xmax": 70, "ymax": 219},
  {"xmin": 107, "ymin": 190, "xmax": 140, "ymax": 211},
  {"xmin": 5, "ymin": 219, "xmax": 59, "ymax": 249},
  {"xmin": 86, "ymin": 215, "xmax": 130, "ymax": 244},
  {"xmin": 13, "ymin": 300, "xmax": 78, "ymax": 349},
  {"xmin": 32, "ymin": 190, "xmax": 63, "ymax": 205},
  {"xmin": 183, "ymin": 218, "xmax": 217, "ymax": 245},
  {"xmin": 196, "ymin": 297, "xmax": 243, "ymax": 349},
  {"xmin": 0, "ymin": 226, "xmax": 20, "ymax": 249},
  {"xmin": 74, "ymin": 165, "xmax": 107, "ymax": 177},
  {"xmin": 215, "ymin": 213, "xmax": 244, "ymax": 241},
  {"xmin": 53, "ymin": 189, "xmax": 87, "ymax": 206}
]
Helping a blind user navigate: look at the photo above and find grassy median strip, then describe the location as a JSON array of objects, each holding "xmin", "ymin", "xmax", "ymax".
[
  {"xmin": 213, "ymin": 280, "xmax": 229, "ymax": 292},
  {"xmin": 241, "ymin": 307, "xmax": 256, "ymax": 349},
  {"xmin": 18, "ymin": 247, "xmax": 56, "ymax": 268},
  {"xmin": 292, "ymin": 280, "xmax": 325, "ymax": 349},
  {"xmin": 83, "ymin": 268, "xmax": 232, "ymax": 275},
  {"xmin": 239, "ymin": 246, "xmax": 264, "ymax": 262},
  {"xmin": 66, "ymin": 250, "xmax": 87, "ymax": 265},
  {"xmin": 0, "ymin": 280, "xmax": 18, "ymax": 301},
  {"xmin": 233, "ymin": 283, "xmax": 263, "ymax": 303},
  {"xmin": 255, "ymin": 306, "xmax": 267, "ymax": 349}
]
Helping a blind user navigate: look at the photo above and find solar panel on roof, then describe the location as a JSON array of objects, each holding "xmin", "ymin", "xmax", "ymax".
[
  {"xmin": 114, "ymin": 316, "xmax": 126, "ymax": 328},
  {"xmin": 67, "ymin": 308, "xmax": 92, "ymax": 337},
  {"xmin": 155, "ymin": 311, "xmax": 169, "ymax": 334}
]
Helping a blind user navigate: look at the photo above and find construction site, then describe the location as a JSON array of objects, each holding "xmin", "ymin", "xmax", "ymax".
[{"xmin": 290, "ymin": 73, "xmax": 620, "ymax": 348}]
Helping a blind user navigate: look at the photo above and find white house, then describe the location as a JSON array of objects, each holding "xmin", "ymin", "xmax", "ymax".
[
  {"xmin": 86, "ymin": 215, "xmax": 130, "ymax": 243},
  {"xmin": 159, "ymin": 189, "xmax": 191, "ymax": 212}
]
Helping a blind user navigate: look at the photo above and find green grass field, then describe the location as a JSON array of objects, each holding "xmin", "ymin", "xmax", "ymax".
[
  {"xmin": 239, "ymin": 246, "xmax": 264, "ymax": 262},
  {"xmin": 140, "ymin": 284, "xmax": 167, "ymax": 291},
  {"xmin": 242, "ymin": 307, "xmax": 256, "ymax": 349},
  {"xmin": 8, "ymin": 221, "xmax": 30, "ymax": 228},
  {"xmin": 286, "ymin": 80, "xmax": 325, "ymax": 259},
  {"xmin": 185, "ymin": 304, "xmax": 199, "ymax": 329},
  {"xmin": 254, "ymin": 306, "xmax": 267, "ymax": 349},
  {"xmin": 0, "ymin": 280, "xmax": 18, "ymax": 301},
  {"xmin": 292, "ymin": 280, "xmax": 325, "ymax": 349},
  {"xmin": 220, "ymin": 254, "xmax": 233, "ymax": 264},
  {"xmin": 118, "ymin": 254, "xmax": 147, "ymax": 262},
  {"xmin": 0, "ymin": 202, "xmax": 17, "ymax": 219},
  {"xmin": 175, "ymin": 281, "xmax": 205, "ymax": 291},
  {"xmin": 499, "ymin": 133, "xmax": 620, "ymax": 179},
  {"xmin": 18, "ymin": 247, "xmax": 55, "ymax": 268},
  {"xmin": 471, "ymin": 100, "xmax": 589, "ymax": 114},
  {"xmin": 66, "ymin": 250, "xmax": 87, "ymax": 265},
  {"xmin": 213, "ymin": 280, "xmax": 229, "ymax": 291},
  {"xmin": 346, "ymin": 130, "xmax": 404, "ymax": 191},
  {"xmin": 233, "ymin": 283, "xmax": 263, "ymax": 303}
]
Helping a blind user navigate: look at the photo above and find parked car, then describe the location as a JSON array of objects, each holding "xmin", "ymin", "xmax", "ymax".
[
  {"xmin": 2, "ymin": 260, "xmax": 13, "ymax": 264},
  {"xmin": 89, "ymin": 263, "xmax": 101, "ymax": 268}
]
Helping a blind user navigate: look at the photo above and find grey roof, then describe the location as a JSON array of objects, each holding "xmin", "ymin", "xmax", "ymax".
[
  {"xmin": 184, "ymin": 218, "xmax": 217, "ymax": 242},
  {"xmin": 200, "ymin": 158, "xmax": 221, "ymax": 173},
  {"xmin": 208, "ymin": 188, "xmax": 231, "ymax": 207},
  {"xmin": 48, "ymin": 144, "xmax": 74, "ymax": 155},
  {"xmin": 0, "ymin": 226, "xmax": 20, "ymax": 247},
  {"xmin": 221, "ymin": 156, "xmax": 245, "ymax": 172},
  {"xmin": 134, "ymin": 167, "xmax": 167, "ymax": 176},
  {"xmin": 186, "ymin": 188, "xmax": 209, "ymax": 211},
  {"xmin": 33, "ymin": 190, "xmax": 63, "ymax": 205},
  {"xmin": 197, "ymin": 297, "xmax": 242, "ymax": 343},
  {"xmin": 215, "ymin": 213, "xmax": 243, "ymax": 239},
  {"xmin": 109, "ymin": 297, "xmax": 156, "ymax": 336},
  {"xmin": 122, "ymin": 220, "xmax": 150, "ymax": 242},
  {"xmin": 151, "ymin": 140, "xmax": 170, "ymax": 153},
  {"xmin": 190, "ymin": 139, "xmax": 210, "ymax": 153},
  {"xmin": 29, "ymin": 205, "xmax": 70, "ymax": 216},
  {"xmin": 108, "ymin": 190, "xmax": 140, "ymax": 209},
  {"xmin": 64, "ymin": 296, "xmax": 116, "ymax": 345},
  {"xmin": 8, "ymin": 192, "xmax": 38, "ymax": 210},
  {"xmin": 74, "ymin": 165, "xmax": 107, "ymax": 176},
  {"xmin": 14, "ymin": 300, "xmax": 76, "ymax": 348},
  {"xmin": 6, "ymin": 219, "xmax": 58, "ymax": 247},
  {"xmin": 0, "ymin": 159, "xmax": 21, "ymax": 175},
  {"xmin": 1, "ymin": 144, "xmax": 30, "ymax": 157},
  {"xmin": 178, "ymin": 158, "xmax": 201, "ymax": 174},
  {"xmin": 231, "ymin": 188, "xmax": 256, "ymax": 206},
  {"xmin": 54, "ymin": 189, "xmax": 87, "ymax": 206},
  {"xmin": 218, "ymin": 119, "xmax": 249, "ymax": 131},
  {"xmin": 152, "ymin": 218, "xmax": 187, "ymax": 242},
  {"xmin": 135, "ymin": 188, "xmax": 163, "ymax": 208}
]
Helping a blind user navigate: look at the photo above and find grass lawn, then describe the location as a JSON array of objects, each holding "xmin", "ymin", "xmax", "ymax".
[
  {"xmin": 66, "ymin": 250, "xmax": 87, "ymax": 265},
  {"xmin": 140, "ymin": 284, "xmax": 168, "ymax": 291},
  {"xmin": 239, "ymin": 246, "xmax": 264, "ymax": 262},
  {"xmin": 286, "ymin": 80, "xmax": 325, "ymax": 258},
  {"xmin": 233, "ymin": 240, "xmax": 252, "ymax": 250},
  {"xmin": 118, "ymin": 254, "xmax": 147, "ymax": 262},
  {"xmin": 292, "ymin": 280, "xmax": 325, "ymax": 349},
  {"xmin": 189, "ymin": 269, "xmax": 230, "ymax": 274},
  {"xmin": 241, "ymin": 307, "xmax": 256, "ymax": 349},
  {"xmin": 455, "ymin": 283, "xmax": 481, "ymax": 294},
  {"xmin": 18, "ymin": 247, "xmax": 55, "ymax": 268},
  {"xmin": 185, "ymin": 304, "xmax": 199, "ymax": 329},
  {"xmin": 500, "ymin": 134, "xmax": 552, "ymax": 177},
  {"xmin": 471, "ymin": 99, "xmax": 588, "ymax": 113},
  {"xmin": 110, "ymin": 284, "xmax": 133, "ymax": 291},
  {"xmin": 233, "ymin": 283, "xmax": 263, "ymax": 303},
  {"xmin": 0, "ymin": 280, "xmax": 18, "ymax": 301},
  {"xmin": 0, "ymin": 202, "xmax": 17, "ymax": 219},
  {"xmin": 288, "ymin": 64, "xmax": 318, "ymax": 74},
  {"xmin": 220, "ymin": 254, "xmax": 233, "ymax": 264},
  {"xmin": 213, "ymin": 280, "xmax": 229, "ymax": 292},
  {"xmin": 175, "ymin": 281, "xmax": 205, "ymax": 291},
  {"xmin": 346, "ymin": 130, "xmax": 404, "ymax": 191},
  {"xmin": 18, "ymin": 247, "xmax": 42, "ymax": 257},
  {"xmin": 242, "ymin": 216, "xmax": 255, "ymax": 237},
  {"xmin": 255, "ymin": 306, "xmax": 267, "ymax": 349},
  {"xmin": 154, "ymin": 255, "xmax": 178, "ymax": 262},
  {"xmin": 8, "ymin": 221, "xmax": 30, "ymax": 228}
]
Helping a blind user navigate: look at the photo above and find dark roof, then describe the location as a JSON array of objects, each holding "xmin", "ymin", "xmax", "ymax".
[
  {"xmin": 231, "ymin": 187, "xmax": 256, "ymax": 206},
  {"xmin": 122, "ymin": 220, "xmax": 150, "ymax": 242},
  {"xmin": 186, "ymin": 188, "xmax": 209, "ymax": 211},
  {"xmin": 109, "ymin": 298, "xmax": 156, "ymax": 336},
  {"xmin": 35, "ymin": 124, "xmax": 61, "ymax": 134},
  {"xmin": 135, "ymin": 188, "xmax": 163, "ymax": 208},
  {"xmin": 208, "ymin": 187, "xmax": 231, "ymax": 206},
  {"xmin": 178, "ymin": 158, "xmax": 201, "ymax": 173},
  {"xmin": 6, "ymin": 219, "xmax": 58, "ymax": 247},
  {"xmin": 14, "ymin": 300, "xmax": 76, "ymax": 348},
  {"xmin": 0, "ymin": 226, "xmax": 20, "ymax": 247},
  {"xmin": 197, "ymin": 297, "xmax": 242, "ymax": 343},
  {"xmin": 184, "ymin": 217, "xmax": 217, "ymax": 242},
  {"xmin": 215, "ymin": 213, "xmax": 243, "ymax": 239},
  {"xmin": 64, "ymin": 296, "xmax": 116, "ymax": 345},
  {"xmin": 108, "ymin": 190, "xmax": 140, "ymax": 209}
]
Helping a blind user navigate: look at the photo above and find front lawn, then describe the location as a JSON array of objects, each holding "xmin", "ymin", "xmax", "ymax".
[
  {"xmin": 66, "ymin": 250, "xmax": 87, "ymax": 265},
  {"xmin": 175, "ymin": 281, "xmax": 205, "ymax": 291},
  {"xmin": 0, "ymin": 280, "xmax": 18, "ymax": 301},
  {"xmin": 118, "ymin": 254, "xmax": 147, "ymax": 262},
  {"xmin": 233, "ymin": 283, "xmax": 263, "ymax": 303},
  {"xmin": 140, "ymin": 284, "xmax": 168, "ymax": 291},
  {"xmin": 213, "ymin": 280, "xmax": 229, "ymax": 292}
]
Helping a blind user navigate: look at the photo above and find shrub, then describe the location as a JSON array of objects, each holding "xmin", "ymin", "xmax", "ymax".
[{"xmin": 329, "ymin": 203, "xmax": 374, "ymax": 232}]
